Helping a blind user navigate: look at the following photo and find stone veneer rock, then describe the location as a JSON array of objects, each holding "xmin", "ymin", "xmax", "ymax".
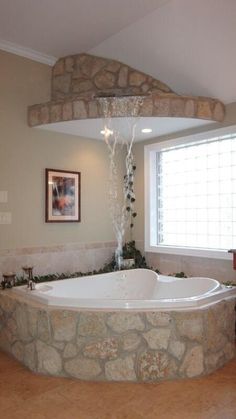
[
  {"xmin": 0, "ymin": 292, "xmax": 235, "ymax": 382},
  {"xmin": 28, "ymin": 53, "xmax": 225, "ymax": 127}
]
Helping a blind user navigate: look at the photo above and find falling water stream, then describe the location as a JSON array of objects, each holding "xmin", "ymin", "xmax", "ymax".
[{"xmin": 98, "ymin": 97, "xmax": 144, "ymax": 269}]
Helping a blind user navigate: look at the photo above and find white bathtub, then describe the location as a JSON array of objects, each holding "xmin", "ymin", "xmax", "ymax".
[{"xmin": 13, "ymin": 268, "xmax": 236, "ymax": 310}]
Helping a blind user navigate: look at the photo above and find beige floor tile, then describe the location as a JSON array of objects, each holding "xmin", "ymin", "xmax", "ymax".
[{"xmin": 0, "ymin": 350, "xmax": 235, "ymax": 419}]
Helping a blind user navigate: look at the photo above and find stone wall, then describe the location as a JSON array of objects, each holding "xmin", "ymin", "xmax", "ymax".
[
  {"xmin": 0, "ymin": 292, "xmax": 235, "ymax": 382},
  {"xmin": 51, "ymin": 53, "xmax": 173, "ymax": 100}
]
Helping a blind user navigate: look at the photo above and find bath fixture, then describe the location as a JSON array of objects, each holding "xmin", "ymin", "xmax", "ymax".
[
  {"xmin": 22, "ymin": 266, "xmax": 35, "ymax": 289},
  {"xmin": 13, "ymin": 269, "xmax": 234, "ymax": 309},
  {"xmin": 29, "ymin": 280, "xmax": 36, "ymax": 291},
  {"xmin": 2, "ymin": 269, "xmax": 234, "ymax": 382},
  {"xmin": 1, "ymin": 272, "xmax": 16, "ymax": 289},
  {"xmin": 94, "ymin": 92, "xmax": 149, "ymax": 98}
]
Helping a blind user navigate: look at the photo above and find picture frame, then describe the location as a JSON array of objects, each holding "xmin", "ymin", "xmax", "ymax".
[{"xmin": 45, "ymin": 169, "xmax": 81, "ymax": 223}]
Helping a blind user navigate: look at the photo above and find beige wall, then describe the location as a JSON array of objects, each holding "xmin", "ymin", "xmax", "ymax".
[
  {"xmin": 1, "ymin": 49, "xmax": 236, "ymax": 281},
  {"xmin": 133, "ymin": 103, "xmax": 236, "ymax": 282},
  {"xmin": 0, "ymin": 50, "xmax": 122, "ymax": 251}
]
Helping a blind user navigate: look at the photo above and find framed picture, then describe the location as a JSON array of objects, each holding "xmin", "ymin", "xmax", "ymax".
[{"xmin": 45, "ymin": 169, "xmax": 81, "ymax": 222}]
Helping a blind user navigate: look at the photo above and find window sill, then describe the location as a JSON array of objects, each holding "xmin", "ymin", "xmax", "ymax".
[{"xmin": 145, "ymin": 245, "xmax": 231, "ymax": 260}]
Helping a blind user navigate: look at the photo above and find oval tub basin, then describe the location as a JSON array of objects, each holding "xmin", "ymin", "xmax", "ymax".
[{"xmin": 13, "ymin": 268, "xmax": 235, "ymax": 310}]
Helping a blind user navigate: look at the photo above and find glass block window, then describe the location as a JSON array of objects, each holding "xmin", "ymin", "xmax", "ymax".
[{"xmin": 156, "ymin": 134, "xmax": 236, "ymax": 250}]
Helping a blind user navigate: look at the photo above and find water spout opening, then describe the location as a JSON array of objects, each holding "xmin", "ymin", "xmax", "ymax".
[{"xmin": 95, "ymin": 92, "xmax": 149, "ymax": 99}]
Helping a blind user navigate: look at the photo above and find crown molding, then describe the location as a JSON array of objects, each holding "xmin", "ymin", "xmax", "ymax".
[{"xmin": 0, "ymin": 39, "xmax": 57, "ymax": 66}]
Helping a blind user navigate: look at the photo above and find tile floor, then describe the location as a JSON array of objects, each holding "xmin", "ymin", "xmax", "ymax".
[{"xmin": 0, "ymin": 350, "xmax": 235, "ymax": 419}]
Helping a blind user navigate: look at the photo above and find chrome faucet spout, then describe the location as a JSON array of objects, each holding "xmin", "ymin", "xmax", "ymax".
[{"xmin": 29, "ymin": 280, "xmax": 36, "ymax": 291}]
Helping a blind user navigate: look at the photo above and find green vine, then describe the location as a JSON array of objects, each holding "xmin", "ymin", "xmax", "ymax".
[
  {"xmin": 124, "ymin": 163, "xmax": 137, "ymax": 241},
  {"xmin": 4, "ymin": 241, "xmax": 230, "ymax": 289}
]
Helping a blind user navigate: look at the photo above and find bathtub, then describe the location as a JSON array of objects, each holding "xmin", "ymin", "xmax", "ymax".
[
  {"xmin": 2, "ymin": 268, "xmax": 235, "ymax": 382},
  {"xmin": 13, "ymin": 268, "xmax": 236, "ymax": 310}
]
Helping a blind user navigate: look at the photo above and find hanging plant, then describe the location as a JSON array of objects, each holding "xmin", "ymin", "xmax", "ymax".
[{"xmin": 124, "ymin": 162, "xmax": 137, "ymax": 241}]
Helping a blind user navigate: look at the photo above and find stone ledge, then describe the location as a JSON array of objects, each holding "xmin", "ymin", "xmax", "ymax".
[{"xmin": 28, "ymin": 94, "xmax": 225, "ymax": 127}]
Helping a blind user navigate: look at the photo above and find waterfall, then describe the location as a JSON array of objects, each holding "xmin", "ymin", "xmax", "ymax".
[{"xmin": 98, "ymin": 96, "xmax": 143, "ymax": 269}]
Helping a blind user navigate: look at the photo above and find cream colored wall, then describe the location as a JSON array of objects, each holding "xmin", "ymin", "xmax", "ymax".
[
  {"xmin": 133, "ymin": 103, "xmax": 236, "ymax": 282},
  {"xmin": 1, "ymin": 49, "xmax": 236, "ymax": 281},
  {"xmin": 0, "ymin": 50, "xmax": 121, "ymax": 250}
]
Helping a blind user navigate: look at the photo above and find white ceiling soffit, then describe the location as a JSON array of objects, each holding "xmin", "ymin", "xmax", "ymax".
[
  {"xmin": 0, "ymin": 0, "xmax": 169, "ymax": 60},
  {"xmin": 37, "ymin": 117, "xmax": 213, "ymax": 142}
]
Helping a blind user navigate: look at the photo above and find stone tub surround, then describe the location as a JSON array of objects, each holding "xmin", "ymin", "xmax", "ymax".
[
  {"xmin": 0, "ymin": 292, "xmax": 235, "ymax": 382},
  {"xmin": 28, "ymin": 53, "xmax": 225, "ymax": 127},
  {"xmin": 0, "ymin": 241, "xmax": 116, "ymax": 278}
]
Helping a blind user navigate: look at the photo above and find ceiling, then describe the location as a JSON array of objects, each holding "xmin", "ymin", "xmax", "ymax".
[
  {"xmin": 0, "ymin": 0, "xmax": 235, "ymax": 140},
  {"xmin": 0, "ymin": 0, "xmax": 169, "ymax": 57},
  {"xmin": 0, "ymin": 0, "xmax": 235, "ymax": 105},
  {"xmin": 90, "ymin": 0, "xmax": 236, "ymax": 104}
]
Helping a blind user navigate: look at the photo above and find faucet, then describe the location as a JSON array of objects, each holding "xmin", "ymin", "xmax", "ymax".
[
  {"xmin": 1, "ymin": 273, "xmax": 16, "ymax": 289},
  {"xmin": 22, "ymin": 266, "xmax": 36, "ymax": 290},
  {"xmin": 29, "ymin": 279, "xmax": 36, "ymax": 290}
]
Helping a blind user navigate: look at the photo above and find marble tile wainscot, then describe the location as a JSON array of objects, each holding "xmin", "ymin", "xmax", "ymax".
[
  {"xmin": 0, "ymin": 292, "xmax": 235, "ymax": 382},
  {"xmin": 0, "ymin": 241, "xmax": 117, "ymax": 277}
]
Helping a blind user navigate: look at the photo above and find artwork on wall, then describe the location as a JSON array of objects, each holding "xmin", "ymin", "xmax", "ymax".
[{"xmin": 45, "ymin": 169, "xmax": 81, "ymax": 222}]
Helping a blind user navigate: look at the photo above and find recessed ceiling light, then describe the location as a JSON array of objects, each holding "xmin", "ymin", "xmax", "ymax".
[
  {"xmin": 101, "ymin": 128, "xmax": 113, "ymax": 136},
  {"xmin": 142, "ymin": 128, "xmax": 152, "ymax": 133}
]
